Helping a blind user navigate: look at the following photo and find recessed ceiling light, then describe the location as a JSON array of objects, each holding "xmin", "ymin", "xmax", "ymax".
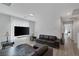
[
  {"xmin": 29, "ymin": 14, "xmax": 34, "ymax": 16},
  {"xmin": 67, "ymin": 12, "xmax": 71, "ymax": 16},
  {"xmin": 24, "ymin": 13, "xmax": 34, "ymax": 18}
]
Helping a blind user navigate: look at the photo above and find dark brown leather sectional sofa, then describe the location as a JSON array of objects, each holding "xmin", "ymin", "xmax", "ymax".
[{"xmin": 36, "ymin": 34, "xmax": 60, "ymax": 48}]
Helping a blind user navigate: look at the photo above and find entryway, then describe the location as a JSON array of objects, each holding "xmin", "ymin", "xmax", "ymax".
[{"xmin": 63, "ymin": 22, "xmax": 73, "ymax": 44}]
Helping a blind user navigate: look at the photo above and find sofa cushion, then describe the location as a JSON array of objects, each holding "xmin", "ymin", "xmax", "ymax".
[
  {"xmin": 36, "ymin": 39, "xmax": 54, "ymax": 44},
  {"xmin": 43, "ymin": 35, "xmax": 49, "ymax": 40},
  {"xmin": 49, "ymin": 36, "xmax": 57, "ymax": 41},
  {"xmin": 39, "ymin": 35, "xmax": 49, "ymax": 40},
  {"xmin": 39, "ymin": 35, "xmax": 44, "ymax": 39}
]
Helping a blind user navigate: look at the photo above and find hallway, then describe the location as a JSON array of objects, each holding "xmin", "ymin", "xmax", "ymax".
[{"xmin": 53, "ymin": 38, "xmax": 79, "ymax": 56}]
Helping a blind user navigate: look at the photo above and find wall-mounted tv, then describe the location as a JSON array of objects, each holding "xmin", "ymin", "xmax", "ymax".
[{"xmin": 14, "ymin": 26, "xmax": 29, "ymax": 36}]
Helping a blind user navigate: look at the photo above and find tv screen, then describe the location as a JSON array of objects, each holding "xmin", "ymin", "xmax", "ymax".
[{"xmin": 14, "ymin": 26, "xmax": 29, "ymax": 36}]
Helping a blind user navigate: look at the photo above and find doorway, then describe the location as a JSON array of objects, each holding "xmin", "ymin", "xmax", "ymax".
[{"xmin": 63, "ymin": 22, "xmax": 73, "ymax": 42}]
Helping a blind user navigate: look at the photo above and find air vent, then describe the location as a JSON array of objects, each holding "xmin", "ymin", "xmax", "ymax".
[{"xmin": 2, "ymin": 3, "xmax": 12, "ymax": 6}]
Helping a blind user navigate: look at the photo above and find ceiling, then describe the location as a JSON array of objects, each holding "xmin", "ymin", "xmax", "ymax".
[{"xmin": 1, "ymin": 3, "xmax": 79, "ymax": 22}]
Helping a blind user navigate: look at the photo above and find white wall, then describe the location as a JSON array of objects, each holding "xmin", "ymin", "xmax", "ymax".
[
  {"xmin": 35, "ymin": 16, "xmax": 61, "ymax": 38},
  {"xmin": 29, "ymin": 21, "xmax": 35, "ymax": 36},
  {"xmin": 72, "ymin": 19, "xmax": 79, "ymax": 49},
  {"xmin": 0, "ymin": 14, "xmax": 10, "ymax": 49},
  {"xmin": 0, "ymin": 14, "xmax": 10, "ymax": 42},
  {"xmin": 77, "ymin": 33, "xmax": 79, "ymax": 48},
  {"xmin": 73, "ymin": 19, "xmax": 79, "ymax": 44}
]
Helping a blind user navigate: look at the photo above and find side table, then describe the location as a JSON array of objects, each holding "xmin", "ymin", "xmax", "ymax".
[{"xmin": 1, "ymin": 41, "xmax": 14, "ymax": 49}]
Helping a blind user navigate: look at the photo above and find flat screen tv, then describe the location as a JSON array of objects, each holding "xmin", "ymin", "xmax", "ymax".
[{"xmin": 14, "ymin": 26, "xmax": 29, "ymax": 36}]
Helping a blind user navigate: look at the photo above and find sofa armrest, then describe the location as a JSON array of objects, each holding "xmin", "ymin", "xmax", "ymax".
[
  {"xmin": 43, "ymin": 47, "xmax": 53, "ymax": 56},
  {"xmin": 35, "ymin": 45, "xmax": 48, "ymax": 56},
  {"xmin": 55, "ymin": 39, "xmax": 60, "ymax": 43},
  {"xmin": 31, "ymin": 45, "xmax": 48, "ymax": 56}
]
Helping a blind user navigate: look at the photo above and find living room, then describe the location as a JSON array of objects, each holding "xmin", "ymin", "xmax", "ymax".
[{"xmin": 0, "ymin": 2, "xmax": 79, "ymax": 56}]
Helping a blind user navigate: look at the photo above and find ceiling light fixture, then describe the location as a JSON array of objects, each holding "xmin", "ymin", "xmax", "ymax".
[{"xmin": 29, "ymin": 14, "xmax": 34, "ymax": 16}]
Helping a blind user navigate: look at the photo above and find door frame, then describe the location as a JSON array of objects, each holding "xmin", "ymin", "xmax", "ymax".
[{"xmin": 60, "ymin": 16, "xmax": 73, "ymax": 40}]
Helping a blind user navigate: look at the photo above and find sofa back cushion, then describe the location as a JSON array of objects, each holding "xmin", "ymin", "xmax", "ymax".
[
  {"xmin": 39, "ymin": 35, "xmax": 44, "ymax": 39},
  {"xmin": 49, "ymin": 36, "xmax": 57, "ymax": 41},
  {"xmin": 39, "ymin": 35, "xmax": 49, "ymax": 40},
  {"xmin": 43, "ymin": 35, "xmax": 49, "ymax": 40},
  {"xmin": 39, "ymin": 34, "xmax": 57, "ymax": 41}
]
